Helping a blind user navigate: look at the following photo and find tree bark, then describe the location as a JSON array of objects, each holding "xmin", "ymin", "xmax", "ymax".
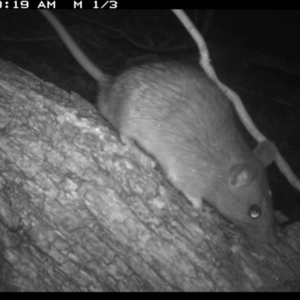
[{"xmin": 0, "ymin": 59, "xmax": 299, "ymax": 291}]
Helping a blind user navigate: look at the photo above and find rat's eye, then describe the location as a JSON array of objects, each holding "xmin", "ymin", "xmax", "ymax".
[{"xmin": 249, "ymin": 205, "xmax": 261, "ymax": 219}]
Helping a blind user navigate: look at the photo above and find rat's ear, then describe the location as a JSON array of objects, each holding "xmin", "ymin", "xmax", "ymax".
[
  {"xmin": 253, "ymin": 140, "xmax": 277, "ymax": 166},
  {"xmin": 228, "ymin": 163, "xmax": 257, "ymax": 187}
]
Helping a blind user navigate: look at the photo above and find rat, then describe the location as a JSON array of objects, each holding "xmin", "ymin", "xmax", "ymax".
[{"xmin": 41, "ymin": 10, "xmax": 278, "ymax": 244}]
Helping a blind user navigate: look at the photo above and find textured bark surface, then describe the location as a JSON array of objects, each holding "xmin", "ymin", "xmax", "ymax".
[{"xmin": 0, "ymin": 59, "xmax": 299, "ymax": 291}]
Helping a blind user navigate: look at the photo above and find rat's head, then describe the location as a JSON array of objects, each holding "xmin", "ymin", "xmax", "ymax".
[{"xmin": 209, "ymin": 141, "xmax": 278, "ymax": 244}]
